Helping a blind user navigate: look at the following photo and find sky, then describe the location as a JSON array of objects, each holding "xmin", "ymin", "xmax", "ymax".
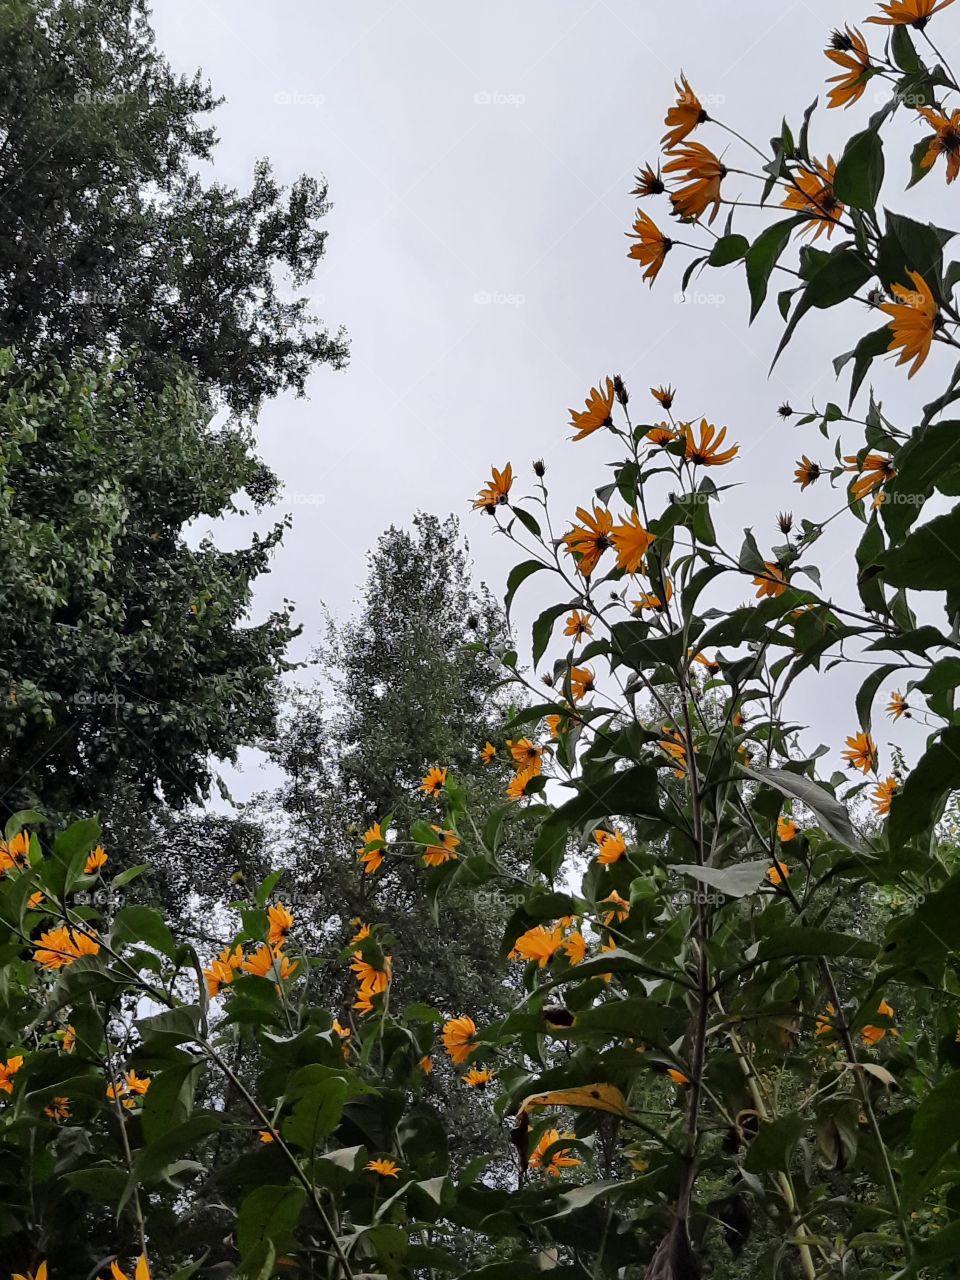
[{"xmin": 148, "ymin": 0, "xmax": 958, "ymax": 804}]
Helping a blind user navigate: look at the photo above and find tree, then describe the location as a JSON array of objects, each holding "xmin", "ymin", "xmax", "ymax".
[
  {"xmin": 0, "ymin": 351, "xmax": 297, "ymax": 816},
  {"xmin": 0, "ymin": 0, "xmax": 347, "ymax": 416}
]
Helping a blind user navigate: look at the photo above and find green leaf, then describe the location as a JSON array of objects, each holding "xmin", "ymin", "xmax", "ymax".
[
  {"xmin": 709, "ymin": 234, "xmax": 748, "ymax": 267},
  {"xmin": 505, "ymin": 560, "xmax": 546, "ymax": 618},
  {"xmin": 532, "ymin": 603, "xmax": 572, "ymax": 666},
  {"xmin": 141, "ymin": 1056, "xmax": 203, "ymax": 1142},
  {"xmin": 746, "ymin": 218, "xmax": 802, "ymax": 320},
  {"xmin": 232, "ymin": 1241, "xmax": 277, "ymax": 1280},
  {"xmin": 744, "ymin": 1113, "xmax": 805, "ymax": 1174},
  {"xmin": 855, "ymin": 664, "xmax": 901, "ymax": 735},
  {"xmin": 902, "ymin": 1071, "xmax": 960, "ymax": 1207},
  {"xmin": 883, "ymin": 503, "xmax": 960, "ymax": 590},
  {"xmin": 755, "ymin": 928, "xmax": 878, "ymax": 964},
  {"xmin": 237, "ymin": 1184, "xmax": 307, "ymax": 1257},
  {"xmin": 669, "ymin": 860, "xmax": 771, "ymax": 899},
  {"xmin": 834, "ymin": 326, "xmax": 891, "ymax": 407},
  {"xmin": 833, "ymin": 128, "xmax": 884, "ymax": 213},
  {"xmin": 533, "ymin": 766, "xmax": 663, "ymax": 879},
  {"xmin": 882, "ymin": 420, "xmax": 960, "ymax": 542},
  {"xmin": 890, "ymin": 726, "xmax": 960, "ymax": 844},
  {"xmin": 743, "ymin": 766, "xmax": 864, "ymax": 852},
  {"xmin": 112, "ymin": 904, "xmax": 178, "ymax": 959},
  {"xmin": 282, "ymin": 1076, "xmax": 352, "ymax": 1151}
]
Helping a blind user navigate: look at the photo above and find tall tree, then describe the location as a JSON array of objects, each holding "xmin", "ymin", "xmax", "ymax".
[{"xmin": 0, "ymin": 0, "xmax": 347, "ymax": 415}]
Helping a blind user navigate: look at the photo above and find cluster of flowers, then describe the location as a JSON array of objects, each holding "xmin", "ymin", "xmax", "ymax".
[{"xmin": 202, "ymin": 902, "xmax": 297, "ymax": 997}]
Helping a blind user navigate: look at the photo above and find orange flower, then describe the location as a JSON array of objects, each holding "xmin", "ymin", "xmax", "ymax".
[
  {"xmin": 529, "ymin": 1127, "xmax": 581, "ymax": 1176},
  {"xmin": 866, "ymin": 0, "xmax": 955, "ymax": 27},
  {"xmin": 815, "ymin": 1002, "xmax": 837, "ymax": 1037},
  {"xmin": 44, "ymin": 1096, "xmax": 70, "ymax": 1121},
  {"xmin": 419, "ymin": 1055, "xmax": 433, "ymax": 1074},
  {"xmin": 0, "ymin": 1054, "xmax": 23, "ymax": 1094},
  {"xmin": 561, "ymin": 931, "xmax": 587, "ymax": 965},
  {"xmin": 666, "ymin": 1068, "xmax": 691, "ymax": 1086},
  {"xmin": 917, "ymin": 105, "xmax": 960, "ymax": 183},
  {"xmin": 443, "ymin": 1015, "xmax": 478, "ymax": 1065},
  {"xmin": 513, "ymin": 924, "xmax": 565, "ymax": 967},
  {"xmin": 508, "ymin": 738, "xmax": 544, "ymax": 774},
  {"xmin": 421, "ymin": 766, "xmax": 447, "ymax": 796},
  {"xmin": 632, "ymin": 163, "xmax": 665, "ymax": 197},
  {"xmin": 843, "ymin": 732, "xmax": 877, "ymax": 774},
  {"xmin": 33, "ymin": 927, "xmax": 100, "ymax": 970},
  {"xmin": 564, "ymin": 610, "xmax": 593, "ymax": 641},
  {"xmin": 767, "ymin": 860, "xmax": 791, "ymax": 886},
  {"xmin": 463, "ymin": 1067, "xmax": 494, "ymax": 1087},
  {"xmin": 777, "ymin": 817, "xmax": 798, "ymax": 842},
  {"xmin": 58, "ymin": 1025, "xmax": 76, "ymax": 1054},
  {"xmin": 663, "ymin": 143, "xmax": 726, "ymax": 224},
  {"xmin": 873, "ymin": 776, "xmax": 898, "ymax": 815},
  {"xmin": 258, "ymin": 1130, "xmax": 275, "ymax": 1143},
  {"xmin": 242, "ymin": 944, "xmax": 298, "ymax": 983},
  {"xmin": 480, "ymin": 741, "xmax": 496, "ymax": 765},
  {"xmin": 611, "ymin": 510, "xmax": 655, "ymax": 574},
  {"xmin": 593, "ymin": 828, "xmax": 627, "ymax": 866},
  {"xmin": 569, "ymin": 378, "xmax": 615, "ymax": 441},
  {"xmin": 423, "ymin": 826, "xmax": 460, "ymax": 867},
  {"xmin": 659, "ymin": 727, "xmax": 688, "ymax": 777},
  {"xmin": 562, "ymin": 504, "xmax": 614, "ymax": 577},
  {"xmin": 84, "ymin": 846, "xmax": 108, "ymax": 874},
  {"xmin": 794, "ymin": 456, "xmax": 821, "ymax": 490},
  {"xmin": 691, "ymin": 651, "xmax": 721, "ymax": 675},
  {"xmin": 267, "ymin": 903, "xmax": 293, "ymax": 947},
  {"xmin": 626, "ymin": 210, "xmax": 672, "ymax": 284},
  {"xmin": 651, "ymin": 385, "xmax": 676, "ymax": 411},
  {"xmin": 647, "ymin": 424, "xmax": 676, "ymax": 446},
  {"xmin": 633, "ymin": 578, "xmax": 673, "ymax": 611},
  {"xmin": 203, "ymin": 943, "xmax": 243, "ymax": 998},
  {"xmin": 826, "ymin": 27, "xmax": 872, "ymax": 109},
  {"xmin": 753, "ymin": 563, "xmax": 787, "ymax": 599},
  {"xmin": 350, "ymin": 953, "xmax": 391, "ymax": 1017},
  {"xmin": 844, "ymin": 452, "xmax": 896, "ymax": 503},
  {"xmin": 506, "ymin": 768, "xmax": 538, "ymax": 800},
  {"xmin": 570, "ymin": 665, "xmax": 595, "ymax": 701},
  {"xmin": 879, "ymin": 271, "xmax": 939, "ymax": 378},
  {"xmin": 682, "ymin": 419, "xmax": 738, "ymax": 466},
  {"xmin": 358, "ymin": 821, "xmax": 386, "ymax": 875},
  {"xmin": 861, "ymin": 999, "xmax": 896, "ymax": 1045},
  {"xmin": 600, "ymin": 890, "xmax": 630, "ymax": 925},
  {"xmin": 0, "ymin": 831, "xmax": 29, "ymax": 874},
  {"xmin": 782, "ymin": 157, "xmax": 844, "ymax": 238},
  {"xmin": 472, "ymin": 463, "xmax": 514, "ymax": 511},
  {"xmin": 366, "ymin": 1157, "xmax": 400, "ymax": 1178},
  {"xmin": 662, "ymin": 74, "xmax": 707, "ymax": 148},
  {"xmin": 887, "ymin": 691, "xmax": 908, "ymax": 720}
]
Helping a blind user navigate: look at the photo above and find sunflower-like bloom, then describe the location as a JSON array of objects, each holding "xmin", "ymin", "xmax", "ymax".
[
  {"xmin": 867, "ymin": 0, "xmax": 955, "ymax": 27},
  {"xmin": 0, "ymin": 1054, "xmax": 23, "ymax": 1094},
  {"xmin": 562, "ymin": 504, "xmax": 614, "ymax": 577},
  {"xmin": 463, "ymin": 1067, "xmax": 494, "ymax": 1088},
  {"xmin": 662, "ymin": 74, "xmax": 707, "ymax": 148},
  {"xmin": 626, "ymin": 210, "xmax": 672, "ymax": 284},
  {"xmin": 794, "ymin": 455, "xmax": 821, "ymax": 489},
  {"xmin": 506, "ymin": 767, "xmax": 538, "ymax": 800},
  {"xmin": 107, "ymin": 1070, "xmax": 152, "ymax": 1111},
  {"xmin": 632, "ymin": 163, "xmax": 665, "ymax": 197},
  {"xmin": 366, "ymin": 1157, "xmax": 401, "ymax": 1178},
  {"xmin": 109, "ymin": 1259, "xmax": 151, "ymax": 1280},
  {"xmin": 443, "ymin": 1015, "xmax": 478, "ymax": 1065},
  {"xmin": 0, "ymin": 831, "xmax": 29, "ymax": 874},
  {"xmin": 529, "ymin": 1128, "xmax": 582, "ymax": 1177},
  {"xmin": 419, "ymin": 1055, "xmax": 433, "ymax": 1073},
  {"xmin": 267, "ymin": 903, "xmax": 294, "ymax": 947},
  {"xmin": 844, "ymin": 452, "xmax": 896, "ymax": 502},
  {"xmin": 563, "ymin": 609, "xmax": 593, "ymax": 640},
  {"xmin": 569, "ymin": 378, "xmax": 615, "ymax": 441},
  {"xmin": 651, "ymin": 384, "xmax": 676, "ymax": 410},
  {"xmin": 570, "ymin": 665, "xmax": 595, "ymax": 701},
  {"xmin": 358, "ymin": 821, "xmax": 385, "ymax": 875},
  {"xmin": 682, "ymin": 419, "xmax": 739, "ymax": 466},
  {"xmin": 480, "ymin": 741, "xmax": 497, "ymax": 765},
  {"xmin": 873, "ymin": 776, "xmax": 898, "ymax": 815},
  {"xmin": 777, "ymin": 816, "xmax": 798, "ymax": 842},
  {"xmin": 593, "ymin": 828, "xmax": 627, "ymax": 866},
  {"xmin": 753, "ymin": 563, "xmax": 788, "ymax": 599},
  {"xmin": 243, "ymin": 944, "xmax": 298, "ymax": 983},
  {"xmin": 861, "ymin": 998, "xmax": 896, "ymax": 1045},
  {"xmin": 350, "ymin": 953, "xmax": 391, "ymax": 1016},
  {"xmin": 513, "ymin": 924, "xmax": 565, "ymax": 967},
  {"xmin": 843, "ymin": 731, "xmax": 877, "ymax": 774},
  {"xmin": 887, "ymin": 691, "xmax": 909, "ymax": 720},
  {"xmin": 632, "ymin": 577, "xmax": 674, "ymax": 611},
  {"xmin": 782, "ymin": 157, "xmax": 844, "ymax": 239},
  {"xmin": 472, "ymin": 463, "xmax": 514, "ymax": 511},
  {"xmin": 203, "ymin": 943, "xmax": 243, "ymax": 998},
  {"xmin": 767, "ymin": 860, "xmax": 790, "ymax": 886},
  {"xmin": 647, "ymin": 424, "xmax": 677, "ymax": 446},
  {"xmin": 825, "ymin": 27, "xmax": 872, "ymax": 109},
  {"xmin": 33, "ymin": 927, "xmax": 100, "ymax": 970},
  {"xmin": 421, "ymin": 766, "xmax": 447, "ymax": 796},
  {"xmin": 659, "ymin": 727, "xmax": 688, "ymax": 777},
  {"xmin": 664, "ymin": 143, "xmax": 726, "ymax": 223},
  {"xmin": 880, "ymin": 270, "xmax": 939, "ymax": 377},
  {"xmin": 691, "ymin": 651, "xmax": 721, "ymax": 675},
  {"xmin": 44, "ymin": 1096, "xmax": 70, "ymax": 1121},
  {"xmin": 84, "ymin": 845, "xmax": 108, "ymax": 874},
  {"xmin": 508, "ymin": 737, "xmax": 544, "ymax": 774},
  {"xmin": 600, "ymin": 890, "xmax": 630, "ymax": 925},
  {"xmin": 917, "ymin": 105, "xmax": 960, "ymax": 183},
  {"xmin": 611, "ymin": 510, "xmax": 655, "ymax": 574},
  {"xmin": 561, "ymin": 930, "xmax": 587, "ymax": 965},
  {"xmin": 12, "ymin": 1265, "xmax": 47, "ymax": 1280},
  {"xmin": 423, "ymin": 826, "xmax": 460, "ymax": 867}
]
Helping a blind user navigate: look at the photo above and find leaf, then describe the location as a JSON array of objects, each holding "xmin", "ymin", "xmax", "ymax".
[
  {"xmin": 136, "ymin": 1005, "xmax": 202, "ymax": 1047},
  {"xmin": 771, "ymin": 248, "xmax": 873, "ymax": 368},
  {"xmin": 744, "ymin": 1112, "xmax": 805, "ymax": 1174},
  {"xmin": 743, "ymin": 766, "xmax": 864, "ymax": 852},
  {"xmin": 669, "ymin": 860, "xmax": 771, "ymax": 899},
  {"xmin": 882, "ymin": 420, "xmax": 960, "ymax": 542},
  {"xmin": 519, "ymin": 1082, "xmax": 634, "ymax": 1120},
  {"xmin": 855, "ymin": 664, "xmax": 901, "ymax": 735},
  {"xmin": 233, "ymin": 1240, "xmax": 277, "ymax": 1280},
  {"xmin": 889, "ymin": 726, "xmax": 960, "ymax": 845},
  {"xmin": 532, "ymin": 766, "xmax": 663, "ymax": 879},
  {"xmin": 755, "ymin": 927, "xmax": 878, "ymax": 964},
  {"xmin": 4, "ymin": 810, "xmax": 44, "ymax": 842},
  {"xmin": 237, "ymin": 1184, "xmax": 307, "ymax": 1257},
  {"xmin": 746, "ymin": 217, "xmax": 802, "ymax": 320},
  {"xmin": 709, "ymin": 234, "xmax": 748, "ymax": 267},
  {"xmin": 883, "ymin": 503, "xmax": 960, "ymax": 590},
  {"xmin": 833, "ymin": 128, "xmax": 884, "ymax": 213},
  {"xmin": 112, "ymin": 904, "xmax": 178, "ymax": 959},
  {"xmin": 505, "ymin": 560, "xmax": 546, "ymax": 618},
  {"xmin": 141, "ymin": 1056, "xmax": 203, "ymax": 1142},
  {"xmin": 532, "ymin": 603, "xmax": 572, "ymax": 666},
  {"xmin": 901, "ymin": 1071, "xmax": 960, "ymax": 1207}
]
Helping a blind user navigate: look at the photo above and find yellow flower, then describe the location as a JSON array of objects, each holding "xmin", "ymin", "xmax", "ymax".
[
  {"xmin": 601, "ymin": 890, "xmax": 630, "ymax": 925},
  {"xmin": 423, "ymin": 826, "xmax": 460, "ymax": 867},
  {"xmin": 815, "ymin": 1002, "xmax": 837, "ymax": 1037},
  {"xmin": 561, "ymin": 930, "xmax": 587, "ymax": 966},
  {"xmin": 43, "ymin": 1097, "xmax": 69, "ymax": 1125},
  {"xmin": 84, "ymin": 845, "xmax": 108, "ymax": 874},
  {"xmin": 633, "ymin": 578, "xmax": 673, "ymax": 612},
  {"xmin": 529, "ymin": 1128, "xmax": 581, "ymax": 1177},
  {"xmin": 13, "ymin": 1265, "xmax": 47, "ymax": 1280},
  {"xmin": 463, "ymin": 1067, "xmax": 494, "ymax": 1088},
  {"xmin": 258, "ymin": 1129, "xmax": 275, "ymax": 1143},
  {"xmin": 419, "ymin": 1055, "xmax": 433, "ymax": 1074},
  {"xmin": 442, "ymin": 1015, "xmax": 478, "ymax": 1065},
  {"xmin": 782, "ymin": 157, "xmax": 844, "ymax": 239},
  {"xmin": 58, "ymin": 1025, "xmax": 76, "ymax": 1054},
  {"xmin": 480, "ymin": 741, "xmax": 497, "ymax": 765},
  {"xmin": 691, "ymin": 651, "xmax": 720, "ymax": 675},
  {"xmin": 626, "ymin": 210, "xmax": 672, "ymax": 284},
  {"xmin": 593, "ymin": 828, "xmax": 627, "ymax": 866},
  {"xmin": 267, "ymin": 903, "xmax": 293, "ymax": 947},
  {"xmin": 826, "ymin": 26, "xmax": 872, "ymax": 109},
  {"xmin": 0, "ymin": 831, "xmax": 29, "ymax": 874},
  {"xmin": 651, "ymin": 385, "xmax": 675, "ymax": 411},
  {"xmin": 662, "ymin": 73, "xmax": 707, "ymax": 148},
  {"xmin": 349, "ymin": 920, "xmax": 371, "ymax": 945},
  {"xmin": 659, "ymin": 727, "xmax": 688, "ymax": 777},
  {"xmin": 862, "ymin": 999, "xmax": 896, "ymax": 1045},
  {"xmin": 917, "ymin": 105, "xmax": 960, "ymax": 183},
  {"xmin": 682, "ymin": 419, "xmax": 738, "ymax": 466},
  {"xmin": 570, "ymin": 665, "xmax": 595, "ymax": 701},
  {"xmin": 0, "ymin": 1054, "xmax": 23, "ymax": 1094},
  {"xmin": 767, "ymin": 860, "xmax": 790, "ymax": 887},
  {"xmin": 667, "ymin": 1068, "xmax": 691, "ymax": 1086},
  {"xmin": 873, "ymin": 776, "xmax": 898, "ymax": 816},
  {"xmin": 663, "ymin": 143, "xmax": 726, "ymax": 224},
  {"xmin": 632, "ymin": 163, "xmax": 665, "ymax": 197},
  {"xmin": 794, "ymin": 455, "xmax": 821, "ymax": 490},
  {"xmin": 506, "ymin": 768, "xmax": 538, "ymax": 800},
  {"xmin": 33, "ymin": 927, "xmax": 100, "ymax": 970},
  {"xmin": 366, "ymin": 1157, "xmax": 401, "ymax": 1178},
  {"xmin": 568, "ymin": 378, "xmax": 615, "ymax": 441},
  {"xmin": 843, "ymin": 732, "xmax": 877, "ymax": 774},
  {"xmin": 887, "ymin": 691, "xmax": 908, "ymax": 721},
  {"xmin": 420, "ymin": 766, "xmax": 447, "ymax": 796},
  {"xmin": 513, "ymin": 924, "xmax": 565, "ymax": 967},
  {"xmin": 753, "ymin": 563, "xmax": 787, "ymax": 599},
  {"xmin": 777, "ymin": 817, "xmax": 798, "ymax": 843},
  {"xmin": 358, "ymin": 821, "xmax": 385, "ymax": 875},
  {"xmin": 562, "ymin": 504, "xmax": 614, "ymax": 578},
  {"xmin": 472, "ymin": 463, "xmax": 514, "ymax": 511},
  {"xmin": 508, "ymin": 738, "xmax": 543, "ymax": 774},
  {"xmin": 879, "ymin": 271, "xmax": 939, "ymax": 378},
  {"xmin": 203, "ymin": 943, "xmax": 243, "ymax": 998},
  {"xmin": 563, "ymin": 610, "xmax": 593, "ymax": 641},
  {"xmin": 108, "ymin": 1257, "xmax": 151, "ymax": 1280},
  {"xmin": 611, "ymin": 510, "xmax": 655, "ymax": 575},
  {"xmin": 107, "ymin": 1071, "xmax": 151, "ymax": 1111},
  {"xmin": 866, "ymin": 0, "xmax": 955, "ymax": 27},
  {"xmin": 26, "ymin": 891, "xmax": 43, "ymax": 910},
  {"xmin": 844, "ymin": 452, "xmax": 896, "ymax": 503},
  {"xmin": 242, "ymin": 944, "xmax": 298, "ymax": 983}
]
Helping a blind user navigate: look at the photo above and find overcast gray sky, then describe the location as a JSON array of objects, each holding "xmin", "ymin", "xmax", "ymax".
[{"xmin": 149, "ymin": 0, "xmax": 957, "ymax": 802}]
